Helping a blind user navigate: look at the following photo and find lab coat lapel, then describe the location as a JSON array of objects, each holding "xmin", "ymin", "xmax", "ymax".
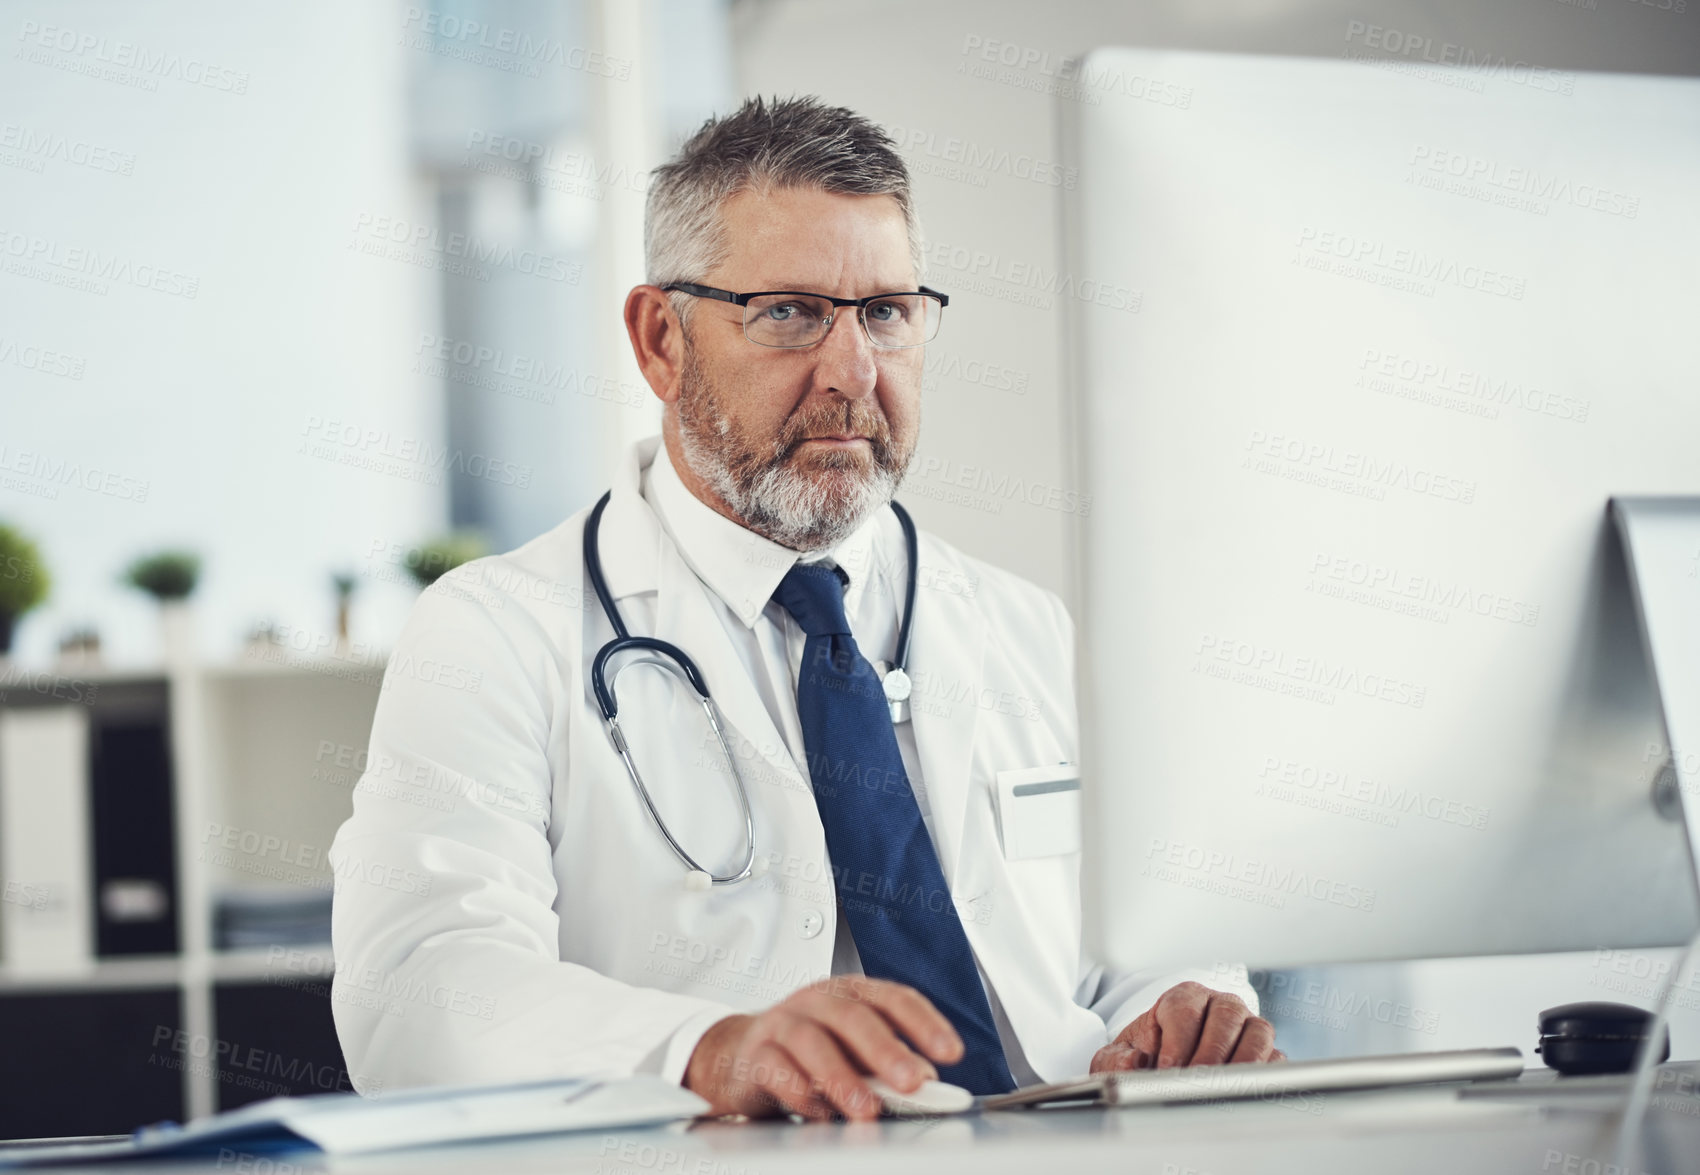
[
  {"xmin": 594, "ymin": 438, "xmax": 662, "ymax": 602},
  {"xmin": 906, "ymin": 556, "xmax": 988, "ymax": 888}
]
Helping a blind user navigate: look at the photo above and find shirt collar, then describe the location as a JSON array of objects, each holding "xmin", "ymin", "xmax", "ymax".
[{"xmin": 644, "ymin": 441, "xmax": 884, "ymax": 628}]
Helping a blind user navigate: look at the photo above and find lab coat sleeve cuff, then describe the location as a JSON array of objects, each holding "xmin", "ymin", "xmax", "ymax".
[{"xmin": 654, "ymin": 1007, "xmax": 737, "ymax": 1088}]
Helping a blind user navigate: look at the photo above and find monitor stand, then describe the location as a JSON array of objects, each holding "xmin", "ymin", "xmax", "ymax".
[{"xmin": 1610, "ymin": 497, "xmax": 1700, "ymax": 888}]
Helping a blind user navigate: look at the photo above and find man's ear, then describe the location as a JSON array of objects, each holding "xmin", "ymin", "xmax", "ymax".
[{"xmin": 625, "ymin": 285, "xmax": 686, "ymax": 405}]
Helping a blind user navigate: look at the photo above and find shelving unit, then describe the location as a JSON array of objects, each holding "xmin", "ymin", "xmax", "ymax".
[{"xmin": 0, "ymin": 648, "xmax": 383, "ymax": 1132}]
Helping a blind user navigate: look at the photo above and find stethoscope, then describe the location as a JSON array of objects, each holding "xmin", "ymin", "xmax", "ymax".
[{"xmin": 583, "ymin": 490, "xmax": 920, "ymax": 890}]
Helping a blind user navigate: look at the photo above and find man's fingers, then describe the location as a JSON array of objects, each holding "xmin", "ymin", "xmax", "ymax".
[
  {"xmin": 813, "ymin": 977, "xmax": 964, "ymax": 1066},
  {"xmin": 771, "ymin": 1014, "xmax": 882, "ymax": 1120},
  {"xmin": 1189, "ymin": 996, "xmax": 1252, "ymax": 1066},
  {"xmin": 1091, "ymin": 1042, "xmax": 1132, "ymax": 1073},
  {"xmin": 749, "ymin": 1041, "xmax": 831, "ymax": 1121},
  {"xmin": 1271, "ymin": 1049, "xmax": 1288, "ymax": 1063},
  {"xmin": 1154, "ymin": 985, "xmax": 1211, "ymax": 1068},
  {"xmin": 1092, "ymin": 1042, "xmax": 1152, "ymax": 1073},
  {"xmin": 1227, "ymin": 1016, "xmax": 1277, "ymax": 1064},
  {"xmin": 1121, "ymin": 1010, "xmax": 1160, "ymax": 1061},
  {"xmin": 798, "ymin": 993, "xmax": 935, "ymax": 1092}
]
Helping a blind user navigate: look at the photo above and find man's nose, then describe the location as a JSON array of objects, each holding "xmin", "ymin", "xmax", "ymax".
[{"xmin": 812, "ymin": 308, "xmax": 879, "ymax": 400}]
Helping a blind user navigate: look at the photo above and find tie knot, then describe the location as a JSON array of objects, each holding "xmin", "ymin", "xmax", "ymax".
[{"xmin": 773, "ymin": 563, "xmax": 851, "ymax": 637}]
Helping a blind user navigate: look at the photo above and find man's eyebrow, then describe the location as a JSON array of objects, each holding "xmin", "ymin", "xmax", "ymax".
[{"xmin": 756, "ymin": 282, "xmax": 921, "ymax": 295}]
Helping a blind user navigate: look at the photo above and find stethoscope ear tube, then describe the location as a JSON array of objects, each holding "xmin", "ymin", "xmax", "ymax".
[{"xmin": 889, "ymin": 500, "xmax": 918, "ymax": 676}]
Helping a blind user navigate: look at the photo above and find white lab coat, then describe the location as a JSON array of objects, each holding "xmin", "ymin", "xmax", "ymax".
[{"xmin": 328, "ymin": 436, "xmax": 1253, "ymax": 1092}]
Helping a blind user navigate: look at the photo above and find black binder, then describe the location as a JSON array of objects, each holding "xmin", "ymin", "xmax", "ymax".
[{"xmin": 88, "ymin": 683, "xmax": 180, "ymax": 957}]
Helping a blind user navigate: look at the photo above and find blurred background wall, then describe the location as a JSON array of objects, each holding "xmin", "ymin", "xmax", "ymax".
[
  {"xmin": 2, "ymin": 0, "xmax": 730, "ymax": 667},
  {"xmin": 6, "ymin": 0, "xmax": 1697, "ymax": 663}
]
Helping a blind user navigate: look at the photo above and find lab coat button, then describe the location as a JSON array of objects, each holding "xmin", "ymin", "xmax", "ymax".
[{"xmin": 799, "ymin": 909, "xmax": 824, "ymax": 939}]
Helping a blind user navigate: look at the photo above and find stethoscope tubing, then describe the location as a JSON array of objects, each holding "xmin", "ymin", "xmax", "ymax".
[{"xmin": 582, "ymin": 487, "xmax": 918, "ymax": 886}]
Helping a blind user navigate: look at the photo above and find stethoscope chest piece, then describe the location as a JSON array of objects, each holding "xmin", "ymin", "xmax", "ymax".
[{"xmin": 876, "ymin": 661, "xmax": 912, "ymax": 724}]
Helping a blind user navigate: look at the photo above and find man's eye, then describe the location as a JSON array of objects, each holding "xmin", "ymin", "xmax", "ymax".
[
  {"xmin": 867, "ymin": 301, "xmax": 906, "ymax": 322},
  {"xmin": 764, "ymin": 301, "xmax": 807, "ymax": 321}
]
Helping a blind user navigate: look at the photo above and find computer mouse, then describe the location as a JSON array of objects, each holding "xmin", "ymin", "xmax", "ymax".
[
  {"xmin": 862, "ymin": 1077, "xmax": 975, "ymax": 1117},
  {"xmin": 1536, "ymin": 1001, "xmax": 1670, "ymax": 1075}
]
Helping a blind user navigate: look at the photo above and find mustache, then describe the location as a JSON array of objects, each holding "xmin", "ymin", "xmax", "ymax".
[{"xmin": 773, "ymin": 399, "xmax": 896, "ymax": 467}]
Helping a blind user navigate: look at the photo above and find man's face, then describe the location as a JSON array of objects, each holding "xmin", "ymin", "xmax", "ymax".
[{"xmin": 670, "ymin": 186, "xmax": 923, "ymax": 551}]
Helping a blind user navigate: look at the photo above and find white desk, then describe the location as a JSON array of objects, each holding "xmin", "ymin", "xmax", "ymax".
[{"xmin": 47, "ymin": 1068, "xmax": 1700, "ymax": 1175}]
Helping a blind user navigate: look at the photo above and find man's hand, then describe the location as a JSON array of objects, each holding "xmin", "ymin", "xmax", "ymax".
[
  {"xmin": 1090, "ymin": 981, "xmax": 1284, "ymax": 1073},
  {"xmin": 683, "ymin": 976, "xmax": 964, "ymax": 1121}
]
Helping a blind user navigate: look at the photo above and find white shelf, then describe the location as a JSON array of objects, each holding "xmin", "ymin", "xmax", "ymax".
[
  {"xmin": 205, "ymin": 650, "xmax": 390, "ymax": 681},
  {"xmin": 0, "ymin": 654, "xmax": 381, "ymax": 1121},
  {"xmin": 0, "ymin": 954, "xmax": 184, "ymax": 992},
  {"xmin": 2, "ymin": 654, "xmax": 390, "ymax": 685},
  {"xmin": 0, "ymin": 946, "xmax": 339, "ymax": 992},
  {"xmin": 210, "ymin": 944, "xmax": 337, "ymax": 983}
]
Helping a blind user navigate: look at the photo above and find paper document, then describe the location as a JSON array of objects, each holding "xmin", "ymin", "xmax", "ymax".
[{"xmin": 0, "ymin": 1076, "xmax": 708, "ymax": 1166}]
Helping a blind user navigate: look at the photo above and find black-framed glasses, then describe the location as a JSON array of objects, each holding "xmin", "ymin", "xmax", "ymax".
[{"xmin": 660, "ymin": 282, "xmax": 948, "ymax": 350}]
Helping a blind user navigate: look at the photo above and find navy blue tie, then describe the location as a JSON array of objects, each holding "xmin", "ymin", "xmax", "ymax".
[{"xmin": 773, "ymin": 562, "xmax": 1016, "ymax": 1095}]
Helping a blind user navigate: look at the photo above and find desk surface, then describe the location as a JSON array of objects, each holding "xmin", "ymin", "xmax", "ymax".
[{"xmin": 31, "ymin": 1072, "xmax": 1700, "ymax": 1175}]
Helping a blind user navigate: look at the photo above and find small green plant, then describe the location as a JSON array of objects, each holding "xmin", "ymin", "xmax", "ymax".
[
  {"xmin": 332, "ymin": 572, "xmax": 358, "ymax": 601},
  {"xmin": 123, "ymin": 550, "xmax": 201, "ymax": 601},
  {"xmin": 405, "ymin": 532, "xmax": 487, "ymax": 588},
  {"xmin": 0, "ymin": 523, "xmax": 51, "ymax": 618}
]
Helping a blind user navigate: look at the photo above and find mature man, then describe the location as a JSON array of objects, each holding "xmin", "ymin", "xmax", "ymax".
[{"xmin": 330, "ymin": 95, "xmax": 1279, "ymax": 1121}]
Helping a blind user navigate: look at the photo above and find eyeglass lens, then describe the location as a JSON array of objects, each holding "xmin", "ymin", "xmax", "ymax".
[{"xmin": 742, "ymin": 293, "xmax": 941, "ymax": 349}]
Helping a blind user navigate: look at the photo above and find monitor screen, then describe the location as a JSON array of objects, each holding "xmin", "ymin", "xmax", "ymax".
[{"xmin": 1063, "ymin": 48, "xmax": 1700, "ymax": 972}]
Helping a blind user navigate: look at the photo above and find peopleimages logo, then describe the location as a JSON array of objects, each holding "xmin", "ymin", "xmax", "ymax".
[
  {"xmin": 1196, "ymin": 632, "xmax": 1428, "ymax": 709},
  {"xmin": 0, "ymin": 445, "xmax": 149, "ymax": 504},
  {"xmin": 1243, "ymin": 429, "xmax": 1477, "ymax": 507},
  {"xmin": 461, "ymin": 131, "xmax": 646, "ymax": 195},
  {"xmin": 1341, "ymin": 21, "xmax": 1577, "ymax": 95},
  {"xmin": 908, "ymin": 453, "xmax": 1092, "ymax": 517},
  {"xmin": 0, "ymin": 122, "xmax": 136, "ymax": 175},
  {"xmin": 1406, "ymin": 146, "xmax": 1639, "ymax": 219},
  {"xmin": 398, "ymin": 7, "xmax": 632, "ymax": 79},
  {"xmin": 299, "ymin": 416, "xmax": 533, "ymax": 489},
  {"xmin": 349, "ymin": 213, "xmax": 579, "ymax": 284},
  {"xmin": 883, "ymin": 123, "xmax": 1078, "ymax": 190},
  {"xmin": 925, "ymin": 239, "xmax": 1141, "ymax": 313},
  {"xmin": 0, "ymin": 229, "xmax": 200, "ymax": 299},
  {"xmin": 1256, "ymin": 755, "xmax": 1492, "ymax": 831},
  {"xmin": 1293, "ymin": 227, "xmax": 1526, "ymax": 301},
  {"xmin": 1144, "ymin": 837, "xmax": 1378, "ymax": 912},
  {"xmin": 15, "ymin": 20, "xmax": 252, "ymax": 93},
  {"xmin": 956, "ymin": 35, "xmax": 1195, "ymax": 108},
  {"xmin": 1357, "ymin": 347, "xmax": 1590, "ymax": 425},
  {"xmin": 0, "ymin": 335, "xmax": 86, "ymax": 381}
]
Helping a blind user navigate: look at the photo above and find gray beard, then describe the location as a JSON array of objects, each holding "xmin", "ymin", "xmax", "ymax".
[{"xmin": 674, "ymin": 346, "xmax": 909, "ymax": 552}]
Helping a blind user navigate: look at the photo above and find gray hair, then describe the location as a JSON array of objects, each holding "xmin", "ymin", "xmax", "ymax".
[{"xmin": 644, "ymin": 95, "xmax": 924, "ymax": 328}]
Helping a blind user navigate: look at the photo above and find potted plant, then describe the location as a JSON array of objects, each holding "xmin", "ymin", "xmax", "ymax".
[
  {"xmin": 405, "ymin": 532, "xmax": 487, "ymax": 588},
  {"xmin": 122, "ymin": 550, "xmax": 202, "ymax": 663},
  {"xmin": 0, "ymin": 522, "xmax": 50, "ymax": 659}
]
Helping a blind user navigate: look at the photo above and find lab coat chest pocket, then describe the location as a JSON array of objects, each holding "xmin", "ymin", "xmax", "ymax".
[{"xmin": 993, "ymin": 765, "xmax": 1081, "ymax": 860}]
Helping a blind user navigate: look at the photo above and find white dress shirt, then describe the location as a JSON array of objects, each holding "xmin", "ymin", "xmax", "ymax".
[{"xmin": 641, "ymin": 447, "xmax": 1043, "ymax": 1085}]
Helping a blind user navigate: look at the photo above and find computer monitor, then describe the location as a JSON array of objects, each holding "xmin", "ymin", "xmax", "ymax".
[{"xmin": 1061, "ymin": 48, "xmax": 1700, "ymax": 973}]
